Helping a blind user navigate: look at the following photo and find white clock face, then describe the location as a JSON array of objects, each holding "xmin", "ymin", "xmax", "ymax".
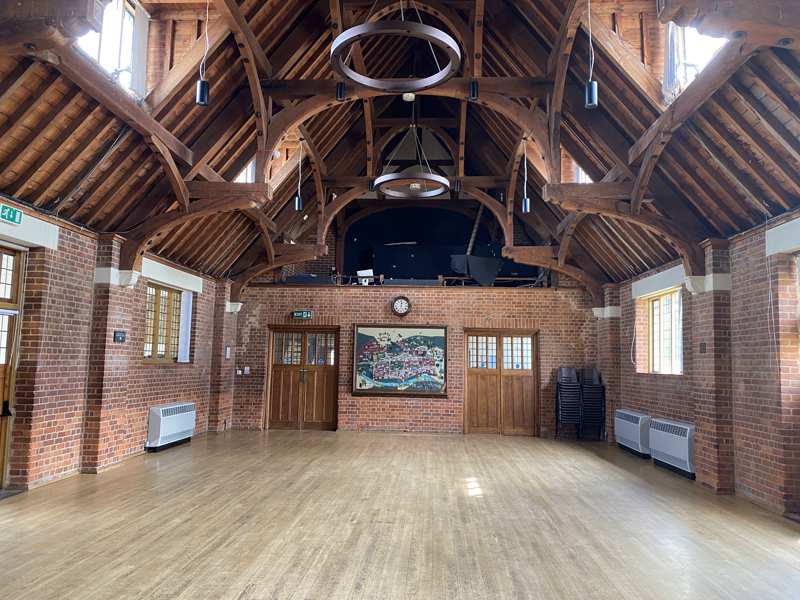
[{"xmin": 393, "ymin": 297, "xmax": 410, "ymax": 315}]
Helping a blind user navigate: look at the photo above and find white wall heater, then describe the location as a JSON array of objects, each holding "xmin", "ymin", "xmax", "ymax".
[
  {"xmin": 614, "ymin": 409, "xmax": 651, "ymax": 455},
  {"xmin": 649, "ymin": 417, "xmax": 695, "ymax": 476},
  {"xmin": 146, "ymin": 402, "xmax": 196, "ymax": 451}
]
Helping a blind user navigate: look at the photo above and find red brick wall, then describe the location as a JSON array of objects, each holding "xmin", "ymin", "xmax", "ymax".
[
  {"xmin": 10, "ymin": 229, "xmax": 96, "ymax": 487},
  {"xmin": 7, "ymin": 228, "xmax": 229, "ymax": 488},
  {"xmin": 730, "ymin": 226, "xmax": 799, "ymax": 513},
  {"xmin": 617, "ymin": 261, "xmax": 695, "ymax": 423},
  {"xmin": 233, "ymin": 285, "xmax": 597, "ymax": 434}
]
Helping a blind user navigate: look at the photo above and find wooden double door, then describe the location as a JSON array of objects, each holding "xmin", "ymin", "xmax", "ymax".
[
  {"xmin": 465, "ymin": 331, "xmax": 538, "ymax": 436},
  {"xmin": 268, "ymin": 329, "xmax": 338, "ymax": 430}
]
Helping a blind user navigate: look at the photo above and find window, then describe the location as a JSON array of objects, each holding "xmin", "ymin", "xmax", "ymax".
[
  {"xmin": 468, "ymin": 335, "xmax": 497, "ymax": 369},
  {"xmin": 648, "ymin": 288, "xmax": 683, "ymax": 374},
  {"xmin": 502, "ymin": 336, "xmax": 532, "ymax": 371},
  {"xmin": 273, "ymin": 332, "xmax": 302, "ymax": 365},
  {"xmin": 306, "ymin": 333, "xmax": 336, "ymax": 366},
  {"xmin": 144, "ymin": 283, "xmax": 183, "ymax": 362},
  {"xmin": 575, "ymin": 165, "xmax": 593, "ymax": 184},
  {"xmin": 663, "ymin": 24, "xmax": 727, "ymax": 103},
  {"xmin": 77, "ymin": 0, "xmax": 147, "ymax": 96},
  {"xmin": 235, "ymin": 160, "xmax": 256, "ymax": 183}
]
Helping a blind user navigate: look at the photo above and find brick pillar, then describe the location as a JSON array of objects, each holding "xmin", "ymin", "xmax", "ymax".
[
  {"xmin": 596, "ymin": 284, "xmax": 620, "ymax": 442},
  {"xmin": 208, "ymin": 281, "xmax": 237, "ymax": 432},
  {"xmin": 691, "ymin": 240, "xmax": 734, "ymax": 494},
  {"xmin": 772, "ymin": 253, "xmax": 799, "ymax": 515},
  {"xmin": 82, "ymin": 236, "xmax": 135, "ymax": 473}
]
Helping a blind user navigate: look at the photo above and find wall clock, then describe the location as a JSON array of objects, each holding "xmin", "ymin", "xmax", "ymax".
[{"xmin": 391, "ymin": 295, "xmax": 411, "ymax": 317}]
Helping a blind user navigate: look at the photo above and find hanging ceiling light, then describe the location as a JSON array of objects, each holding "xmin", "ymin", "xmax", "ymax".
[
  {"xmin": 294, "ymin": 141, "xmax": 303, "ymax": 211},
  {"xmin": 585, "ymin": 0, "xmax": 598, "ymax": 109},
  {"xmin": 522, "ymin": 140, "xmax": 531, "ymax": 213},
  {"xmin": 374, "ymin": 104, "xmax": 450, "ymax": 198},
  {"xmin": 330, "ymin": 0, "xmax": 461, "ymax": 93},
  {"xmin": 195, "ymin": 0, "xmax": 210, "ymax": 106}
]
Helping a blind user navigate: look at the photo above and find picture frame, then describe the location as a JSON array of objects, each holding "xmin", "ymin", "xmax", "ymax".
[{"xmin": 352, "ymin": 324, "xmax": 447, "ymax": 397}]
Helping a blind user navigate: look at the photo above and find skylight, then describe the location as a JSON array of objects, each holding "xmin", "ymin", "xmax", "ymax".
[
  {"xmin": 664, "ymin": 24, "xmax": 728, "ymax": 103},
  {"xmin": 76, "ymin": 0, "xmax": 143, "ymax": 95},
  {"xmin": 235, "ymin": 160, "xmax": 256, "ymax": 183}
]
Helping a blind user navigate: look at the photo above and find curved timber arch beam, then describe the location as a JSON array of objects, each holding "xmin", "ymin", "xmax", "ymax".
[
  {"xmin": 230, "ymin": 246, "xmax": 325, "ymax": 302},
  {"xmin": 317, "ymin": 185, "xmax": 513, "ymax": 249},
  {"xmin": 119, "ymin": 197, "xmax": 260, "ymax": 272},
  {"xmin": 542, "ymin": 182, "xmax": 705, "ymax": 276},
  {"xmin": 374, "ymin": 125, "xmax": 459, "ymax": 177},
  {"xmin": 502, "ymin": 246, "xmax": 603, "ymax": 304},
  {"xmin": 366, "ymin": 0, "xmax": 473, "ymax": 75},
  {"xmin": 265, "ymin": 89, "xmax": 548, "ymax": 179},
  {"xmin": 340, "ymin": 200, "xmax": 480, "ymax": 239}
]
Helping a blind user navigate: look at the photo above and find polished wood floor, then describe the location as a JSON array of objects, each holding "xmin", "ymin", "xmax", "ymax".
[{"xmin": 1, "ymin": 431, "xmax": 799, "ymax": 599}]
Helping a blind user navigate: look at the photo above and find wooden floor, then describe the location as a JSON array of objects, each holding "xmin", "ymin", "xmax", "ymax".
[{"xmin": 1, "ymin": 432, "xmax": 799, "ymax": 600}]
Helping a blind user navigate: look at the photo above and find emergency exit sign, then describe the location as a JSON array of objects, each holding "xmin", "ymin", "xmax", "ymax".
[
  {"xmin": 291, "ymin": 309, "xmax": 313, "ymax": 320},
  {"xmin": 0, "ymin": 204, "xmax": 22, "ymax": 226}
]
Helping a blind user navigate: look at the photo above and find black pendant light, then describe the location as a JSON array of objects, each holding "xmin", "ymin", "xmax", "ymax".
[
  {"xmin": 584, "ymin": 0, "xmax": 598, "ymax": 110},
  {"xmin": 294, "ymin": 141, "xmax": 303, "ymax": 212},
  {"xmin": 196, "ymin": 0, "xmax": 210, "ymax": 106},
  {"xmin": 521, "ymin": 140, "xmax": 531, "ymax": 213}
]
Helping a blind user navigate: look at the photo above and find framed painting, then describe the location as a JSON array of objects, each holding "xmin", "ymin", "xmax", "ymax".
[{"xmin": 352, "ymin": 324, "xmax": 447, "ymax": 396}]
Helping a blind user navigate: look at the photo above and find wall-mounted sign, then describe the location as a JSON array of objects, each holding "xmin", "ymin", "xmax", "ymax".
[
  {"xmin": 0, "ymin": 204, "xmax": 22, "ymax": 226},
  {"xmin": 113, "ymin": 330, "xmax": 127, "ymax": 343},
  {"xmin": 291, "ymin": 309, "xmax": 313, "ymax": 320}
]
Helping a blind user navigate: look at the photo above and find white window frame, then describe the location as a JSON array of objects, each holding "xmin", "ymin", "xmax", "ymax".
[
  {"xmin": 76, "ymin": 0, "xmax": 149, "ymax": 97},
  {"xmin": 234, "ymin": 159, "xmax": 256, "ymax": 183},
  {"xmin": 647, "ymin": 287, "xmax": 683, "ymax": 375}
]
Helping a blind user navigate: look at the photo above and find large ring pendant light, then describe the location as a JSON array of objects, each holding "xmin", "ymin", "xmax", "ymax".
[
  {"xmin": 331, "ymin": 21, "xmax": 461, "ymax": 93},
  {"xmin": 374, "ymin": 171, "xmax": 450, "ymax": 198}
]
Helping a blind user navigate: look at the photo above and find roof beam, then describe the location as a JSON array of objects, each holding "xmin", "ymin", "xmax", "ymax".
[
  {"xmin": 542, "ymin": 182, "xmax": 704, "ymax": 275},
  {"xmin": 230, "ymin": 244, "xmax": 327, "ymax": 301},
  {"xmin": 148, "ymin": 135, "xmax": 190, "ymax": 211},
  {"xmin": 546, "ymin": 0, "xmax": 585, "ymax": 182},
  {"xmin": 658, "ymin": 0, "xmax": 800, "ymax": 47},
  {"xmin": 214, "ymin": 0, "xmax": 272, "ymax": 76},
  {"xmin": 323, "ymin": 175, "xmax": 508, "ymax": 188},
  {"xmin": 119, "ymin": 196, "xmax": 260, "ymax": 271},
  {"xmin": 261, "ymin": 77, "xmax": 553, "ymax": 98},
  {"xmin": 41, "ymin": 43, "xmax": 194, "ymax": 165},
  {"xmin": 627, "ymin": 37, "xmax": 759, "ymax": 212}
]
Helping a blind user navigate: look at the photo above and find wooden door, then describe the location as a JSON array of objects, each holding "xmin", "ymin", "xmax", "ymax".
[
  {"xmin": 466, "ymin": 334, "xmax": 501, "ymax": 433},
  {"xmin": 268, "ymin": 330, "xmax": 338, "ymax": 430},
  {"xmin": 0, "ymin": 248, "xmax": 21, "ymax": 487},
  {"xmin": 500, "ymin": 334, "xmax": 537, "ymax": 436},
  {"xmin": 465, "ymin": 330, "xmax": 538, "ymax": 436},
  {"xmin": 301, "ymin": 332, "xmax": 337, "ymax": 430},
  {"xmin": 269, "ymin": 331, "xmax": 304, "ymax": 429}
]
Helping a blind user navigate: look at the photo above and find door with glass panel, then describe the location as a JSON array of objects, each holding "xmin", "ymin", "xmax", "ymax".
[
  {"xmin": 466, "ymin": 334, "xmax": 501, "ymax": 433},
  {"xmin": 465, "ymin": 330, "xmax": 538, "ymax": 436},
  {"xmin": 0, "ymin": 248, "xmax": 22, "ymax": 486},
  {"xmin": 500, "ymin": 334, "xmax": 537, "ymax": 436},
  {"xmin": 269, "ymin": 329, "xmax": 338, "ymax": 430}
]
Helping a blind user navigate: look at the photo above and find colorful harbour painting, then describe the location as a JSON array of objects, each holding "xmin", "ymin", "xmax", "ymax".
[{"xmin": 353, "ymin": 325, "xmax": 447, "ymax": 396}]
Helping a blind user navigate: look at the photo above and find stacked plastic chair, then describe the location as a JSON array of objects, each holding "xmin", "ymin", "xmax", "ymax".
[
  {"xmin": 556, "ymin": 367, "xmax": 581, "ymax": 438},
  {"xmin": 579, "ymin": 368, "xmax": 606, "ymax": 440}
]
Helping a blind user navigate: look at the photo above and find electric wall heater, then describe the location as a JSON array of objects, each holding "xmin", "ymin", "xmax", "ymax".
[
  {"xmin": 649, "ymin": 417, "xmax": 695, "ymax": 477},
  {"xmin": 614, "ymin": 409, "xmax": 651, "ymax": 455},
  {"xmin": 146, "ymin": 402, "xmax": 196, "ymax": 451}
]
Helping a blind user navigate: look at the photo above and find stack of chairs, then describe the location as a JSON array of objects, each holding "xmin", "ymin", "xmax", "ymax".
[
  {"xmin": 555, "ymin": 368, "xmax": 581, "ymax": 437},
  {"xmin": 579, "ymin": 367, "xmax": 606, "ymax": 440}
]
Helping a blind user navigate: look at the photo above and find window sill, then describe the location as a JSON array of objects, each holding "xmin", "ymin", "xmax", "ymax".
[{"xmin": 143, "ymin": 359, "xmax": 193, "ymax": 366}]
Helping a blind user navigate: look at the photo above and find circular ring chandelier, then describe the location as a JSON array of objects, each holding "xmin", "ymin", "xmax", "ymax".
[
  {"xmin": 330, "ymin": 21, "xmax": 461, "ymax": 93},
  {"xmin": 374, "ymin": 171, "xmax": 450, "ymax": 199}
]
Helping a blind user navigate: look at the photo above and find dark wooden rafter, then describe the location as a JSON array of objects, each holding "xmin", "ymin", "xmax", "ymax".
[
  {"xmin": 627, "ymin": 37, "xmax": 760, "ymax": 213},
  {"xmin": 546, "ymin": 0, "xmax": 585, "ymax": 183},
  {"xmin": 230, "ymin": 244, "xmax": 327, "ymax": 301},
  {"xmin": 263, "ymin": 84, "xmax": 550, "ymax": 177},
  {"xmin": 543, "ymin": 182, "xmax": 704, "ymax": 276},
  {"xmin": 147, "ymin": 135, "xmax": 190, "ymax": 211},
  {"xmin": 119, "ymin": 196, "xmax": 261, "ymax": 271},
  {"xmin": 556, "ymin": 165, "xmax": 625, "ymax": 267}
]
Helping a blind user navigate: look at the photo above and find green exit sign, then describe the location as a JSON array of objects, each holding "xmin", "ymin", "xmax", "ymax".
[
  {"xmin": 291, "ymin": 309, "xmax": 313, "ymax": 320},
  {"xmin": 0, "ymin": 204, "xmax": 22, "ymax": 226}
]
